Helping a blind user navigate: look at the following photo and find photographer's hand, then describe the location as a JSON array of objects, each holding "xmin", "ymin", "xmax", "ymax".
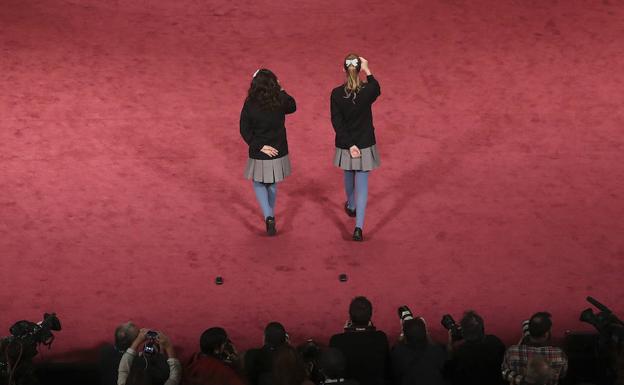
[
  {"xmin": 446, "ymin": 330, "xmax": 455, "ymax": 354},
  {"xmin": 130, "ymin": 328, "xmax": 149, "ymax": 351},
  {"xmin": 158, "ymin": 331, "xmax": 176, "ymax": 359}
]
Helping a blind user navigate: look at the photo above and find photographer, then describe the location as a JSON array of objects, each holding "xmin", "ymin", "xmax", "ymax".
[
  {"xmin": 501, "ymin": 312, "xmax": 568, "ymax": 385},
  {"xmin": 329, "ymin": 296, "xmax": 390, "ymax": 385},
  {"xmin": 118, "ymin": 329, "xmax": 181, "ymax": 385},
  {"xmin": 391, "ymin": 317, "xmax": 446, "ymax": 385},
  {"xmin": 183, "ymin": 327, "xmax": 244, "ymax": 385},
  {"xmin": 99, "ymin": 322, "xmax": 139, "ymax": 385},
  {"xmin": 443, "ymin": 311, "xmax": 505, "ymax": 385},
  {"xmin": 297, "ymin": 340, "xmax": 323, "ymax": 385},
  {"xmin": 244, "ymin": 322, "xmax": 289, "ymax": 385}
]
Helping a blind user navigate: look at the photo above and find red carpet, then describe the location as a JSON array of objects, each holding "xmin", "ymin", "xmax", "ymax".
[{"xmin": 1, "ymin": 0, "xmax": 623, "ymax": 361}]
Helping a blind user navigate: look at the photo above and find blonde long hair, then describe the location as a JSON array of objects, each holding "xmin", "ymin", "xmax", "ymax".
[{"xmin": 343, "ymin": 53, "xmax": 363, "ymax": 103}]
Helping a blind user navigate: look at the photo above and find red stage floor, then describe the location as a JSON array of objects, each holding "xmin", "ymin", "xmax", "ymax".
[{"xmin": 1, "ymin": 0, "xmax": 623, "ymax": 360}]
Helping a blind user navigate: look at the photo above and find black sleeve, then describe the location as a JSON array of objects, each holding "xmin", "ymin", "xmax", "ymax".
[
  {"xmin": 381, "ymin": 333, "xmax": 392, "ymax": 385},
  {"xmin": 362, "ymin": 75, "xmax": 381, "ymax": 103},
  {"xmin": 280, "ymin": 90, "xmax": 297, "ymax": 114},
  {"xmin": 328, "ymin": 334, "xmax": 338, "ymax": 348},
  {"xmin": 244, "ymin": 349, "xmax": 260, "ymax": 385},
  {"xmin": 330, "ymin": 92, "xmax": 354, "ymax": 147},
  {"xmin": 390, "ymin": 347, "xmax": 404, "ymax": 385},
  {"xmin": 240, "ymin": 102, "xmax": 261, "ymax": 151}
]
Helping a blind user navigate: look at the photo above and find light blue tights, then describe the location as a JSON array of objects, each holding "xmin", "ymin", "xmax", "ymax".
[
  {"xmin": 253, "ymin": 181, "xmax": 277, "ymax": 219},
  {"xmin": 344, "ymin": 170, "xmax": 369, "ymax": 229}
]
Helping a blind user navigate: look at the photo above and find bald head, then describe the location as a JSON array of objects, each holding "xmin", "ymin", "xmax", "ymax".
[{"xmin": 115, "ymin": 321, "xmax": 138, "ymax": 351}]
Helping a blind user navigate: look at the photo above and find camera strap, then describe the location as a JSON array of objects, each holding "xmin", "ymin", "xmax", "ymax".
[{"xmin": 323, "ymin": 379, "xmax": 345, "ymax": 384}]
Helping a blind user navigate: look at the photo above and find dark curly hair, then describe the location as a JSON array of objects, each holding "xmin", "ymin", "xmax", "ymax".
[{"xmin": 246, "ymin": 69, "xmax": 282, "ymax": 110}]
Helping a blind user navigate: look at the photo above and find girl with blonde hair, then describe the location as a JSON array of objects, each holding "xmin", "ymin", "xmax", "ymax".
[{"xmin": 331, "ymin": 54, "xmax": 381, "ymax": 241}]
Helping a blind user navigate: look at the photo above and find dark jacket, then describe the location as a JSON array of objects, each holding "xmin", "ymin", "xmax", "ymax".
[
  {"xmin": 98, "ymin": 344, "xmax": 123, "ymax": 385},
  {"xmin": 329, "ymin": 330, "xmax": 390, "ymax": 385},
  {"xmin": 331, "ymin": 75, "xmax": 380, "ymax": 149},
  {"xmin": 444, "ymin": 335, "xmax": 506, "ymax": 385},
  {"xmin": 244, "ymin": 346, "xmax": 277, "ymax": 385},
  {"xmin": 391, "ymin": 342, "xmax": 447, "ymax": 385},
  {"xmin": 240, "ymin": 91, "xmax": 296, "ymax": 160}
]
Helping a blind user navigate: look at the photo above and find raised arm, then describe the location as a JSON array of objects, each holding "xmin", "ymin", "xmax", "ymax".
[
  {"xmin": 280, "ymin": 90, "xmax": 297, "ymax": 114},
  {"xmin": 360, "ymin": 57, "xmax": 380, "ymax": 103}
]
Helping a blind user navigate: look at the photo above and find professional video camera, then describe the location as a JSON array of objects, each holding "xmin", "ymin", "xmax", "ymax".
[
  {"xmin": 0, "ymin": 313, "xmax": 61, "ymax": 385},
  {"xmin": 580, "ymin": 296, "xmax": 624, "ymax": 343},
  {"xmin": 575, "ymin": 297, "xmax": 624, "ymax": 385}
]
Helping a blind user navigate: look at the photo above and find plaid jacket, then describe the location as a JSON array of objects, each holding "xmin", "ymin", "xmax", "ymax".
[{"xmin": 501, "ymin": 344, "xmax": 568, "ymax": 385}]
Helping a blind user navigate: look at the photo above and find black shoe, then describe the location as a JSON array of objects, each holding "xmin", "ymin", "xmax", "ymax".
[
  {"xmin": 344, "ymin": 202, "xmax": 356, "ymax": 217},
  {"xmin": 352, "ymin": 227, "xmax": 363, "ymax": 241},
  {"xmin": 266, "ymin": 216, "xmax": 276, "ymax": 236}
]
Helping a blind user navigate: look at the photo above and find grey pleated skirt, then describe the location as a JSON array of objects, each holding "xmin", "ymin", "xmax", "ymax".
[
  {"xmin": 334, "ymin": 145, "xmax": 381, "ymax": 171},
  {"xmin": 244, "ymin": 155, "xmax": 291, "ymax": 183}
]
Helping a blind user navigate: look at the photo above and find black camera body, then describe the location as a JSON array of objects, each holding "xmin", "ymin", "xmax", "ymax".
[
  {"xmin": 397, "ymin": 306, "xmax": 414, "ymax": 323},
  {"xmin": 143, "ymin": 331, "xmax": 160, "ymax": 355},
  {"xmin": 441, "ymin": 314, "xmax": 463, "ymax": 342}
]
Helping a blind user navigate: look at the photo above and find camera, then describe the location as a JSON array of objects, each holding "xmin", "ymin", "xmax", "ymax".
[
  {"xmin": 397, "ymin": 306, "xmax": 414, "ymax": 323},
  {"xmin": 143, "ymin": 330, "xmax": 160, "ymax": 355},
  {"xmin": 441, "ymin": 314, "xmax": 462, "ymax": 341},
  {"xmin": 8, "ymin": 313, "xmax": 61, "ymax": 346},
  {"xmin": 1, "ymin": 313, "xmax": 62, "ymax": 385},
  {"xmin": 220, "ymin": 339, "xmax": 238, "ymax": 364},
  {"xmin": 580, "ymin": 296, "xmax": 624, "ymax": 342}
]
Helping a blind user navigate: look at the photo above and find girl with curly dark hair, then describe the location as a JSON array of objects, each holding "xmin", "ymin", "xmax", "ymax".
[{"xmin": 240, "ymin": 69, "xmax": 296, "ymax": 236}]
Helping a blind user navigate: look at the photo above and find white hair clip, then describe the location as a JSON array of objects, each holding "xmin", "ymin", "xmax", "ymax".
[
  {"xmin": 253, "ymin": 69, "xmax": 260, "ymax": 78},
  {"xmin": 345, "ymin": 59, "xmax": 359, "ymax": 67}
]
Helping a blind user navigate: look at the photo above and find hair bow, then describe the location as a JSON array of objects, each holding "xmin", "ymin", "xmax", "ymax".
[{"xmin": 345, "ymin": 59, "xmax": 359, "ymax": 67}]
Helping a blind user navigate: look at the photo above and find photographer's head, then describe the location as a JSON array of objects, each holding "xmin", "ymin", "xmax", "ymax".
[
  {"xmin": 349, "ymin": 296, "xmax": 373, "ymax": 328},
  {"xmin": 264, "ymin": 322, "xmax": 287, "ymax": 349},
  {"xmin": 528, "ymin": 312, "xmax": 553, "ymax": 342},
  {"xmin": 460, "ymin": 311, "xmax": 485, "ymax": 343},
  {"xmin": 402, "ymin": 318, "xmax": 428, "ymax": 350},
  {"xmin": 115, "ymin": 322, "xmax": 139, "ymax": 352},
  {"xmin": 297, "ymin": 340, "xmax": 322, "ymax": 384},
  {"xmin": 200, "ymin": 327, "xmax": 228, "ymax": 356}
]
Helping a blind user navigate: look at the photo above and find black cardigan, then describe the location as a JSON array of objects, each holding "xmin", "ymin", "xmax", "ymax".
[
  {"xmin": 240, "ymin": 90, "xmax": 296, "ymax": 160},
  {"xmin": 331, "ymin": 75, "xmax": 381, "ymax": 149}
]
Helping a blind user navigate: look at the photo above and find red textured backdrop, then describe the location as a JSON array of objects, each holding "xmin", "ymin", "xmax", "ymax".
[{"xmin": 1, "ymin": 0, "xmax": 624, "ymax": 362}]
